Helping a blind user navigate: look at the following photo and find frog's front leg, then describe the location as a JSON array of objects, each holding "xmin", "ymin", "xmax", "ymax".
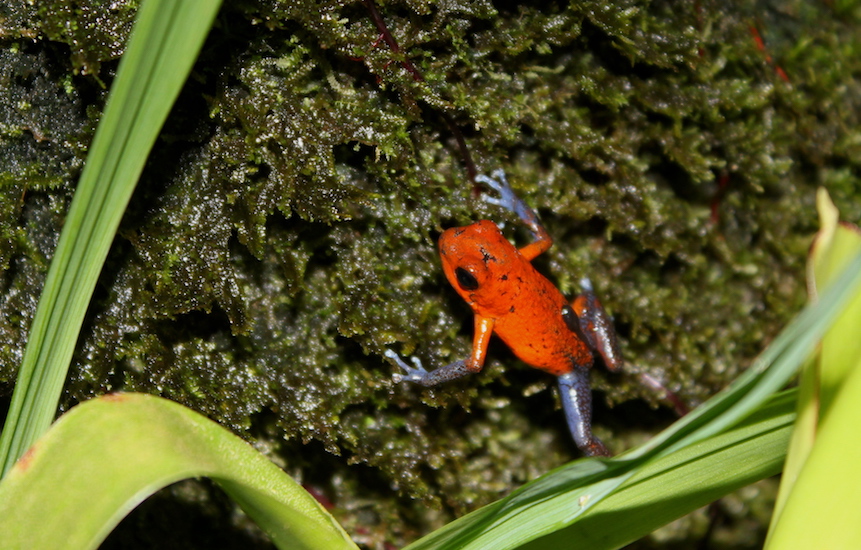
[
  {"xmin": 388, "ymin": 315, "xmax": 494, "ymax": 387},
  {"xmin": 386, "ymin": 352, "xmax": 472, "ymax": 386},
  {"xmin": 558, "ymin": 366, "xmax": 610, "ymax": 457}
]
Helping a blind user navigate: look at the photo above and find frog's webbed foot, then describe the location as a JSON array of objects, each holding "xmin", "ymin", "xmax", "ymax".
[
  {"xmin": 477, "ymin": 169, "xmax": 532, "ymax": 223},
  {"xmin": 477, "ymin": 169, "xmax": 550, "ymax": 259},
  {"xmin": 385, "ymin": 349, "xmax": 473, "ymax": 387},
  {"xmin": 385, "ymin": 350, "xmax": 428, "ymax": 384}
]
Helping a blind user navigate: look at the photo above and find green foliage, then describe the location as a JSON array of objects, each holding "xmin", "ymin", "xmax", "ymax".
[{"xmin": 521, "ymin": 392, "xmax": 794, "ymax": 550}]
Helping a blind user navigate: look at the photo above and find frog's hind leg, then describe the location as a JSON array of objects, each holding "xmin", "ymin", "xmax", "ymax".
[
  {"xmin": 557, "ymin": 366, "xmax": 610, "ymax": 457},
  {"xmin": 570, "ymin": 278, "xmax": 623, "ymax": 372},
  {"xmin": 572, "ymin": 279, "xmax": 689, "ymax": 417}
]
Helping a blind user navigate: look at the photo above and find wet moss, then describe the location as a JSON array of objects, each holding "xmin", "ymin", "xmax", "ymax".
[{"xmin": 2, "ymin": 0, "xmax": 861, "ymax": 547}]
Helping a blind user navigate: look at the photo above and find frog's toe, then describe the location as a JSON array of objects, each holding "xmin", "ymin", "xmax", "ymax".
[
  {"xmin": 385, "ymin": 350, "xmax": 427, "ymax": 384},
  {"xmin": 476, "ymin": 172, "xmax": 503, "ymax": 191},
  {"xmin": 478, "ymin": 170, "xmax": 520, "ymax": 213}
]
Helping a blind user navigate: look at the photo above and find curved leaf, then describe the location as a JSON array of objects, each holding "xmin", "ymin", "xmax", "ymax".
[
  {"xmin": 766, "ymin": 190, "xmax": 861, "ymax": 549},
  {"xmin": 0, "ymin": 393, "xmax": 358, "ymax": 550},
  {"xmin": 520, "ymin": 391, "xmax": 795, "ymax": 550}
]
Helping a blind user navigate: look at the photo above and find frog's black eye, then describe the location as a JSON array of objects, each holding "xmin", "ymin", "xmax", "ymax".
[{"xmin": 455, "ymin": 267, "xmax": 479, "ymax": 291}]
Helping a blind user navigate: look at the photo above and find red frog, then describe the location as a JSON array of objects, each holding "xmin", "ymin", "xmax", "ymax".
[{"xmin": 387, "ymin": 170, "xmax": 625, "ymax": 457}]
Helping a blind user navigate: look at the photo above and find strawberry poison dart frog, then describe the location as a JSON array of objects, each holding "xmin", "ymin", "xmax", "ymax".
[{"xmin": 386, "ymin": 170, "xmax": 623, "ymax": 457}]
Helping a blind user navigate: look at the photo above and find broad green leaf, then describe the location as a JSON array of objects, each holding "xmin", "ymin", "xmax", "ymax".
[
  {"xmin": 0, "ymin": 0, "xmax": 222, "ymax": 475},
  {"xmin": 766, "ymin": 190, "xmax": 861, "ymax": 549},
  {"xmin": 0, "ymin": 393, "xmax": 358, "ymax": 550},
  {"xmin": 770, "ymin": 189, "xmax": 843, "ymax": 524}
]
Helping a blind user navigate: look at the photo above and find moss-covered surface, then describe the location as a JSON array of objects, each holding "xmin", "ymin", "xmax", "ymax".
[{"xmin": 1, "ymin": 0, "xmax": 861, "ymax": 547}]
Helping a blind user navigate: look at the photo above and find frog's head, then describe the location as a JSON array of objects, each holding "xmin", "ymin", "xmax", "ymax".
[{"xmin": 438, "ymin": 220, "xmax": 520, "ymax": 311}]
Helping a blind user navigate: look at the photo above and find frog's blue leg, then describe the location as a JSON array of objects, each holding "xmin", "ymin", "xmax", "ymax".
[
  {"xmin": 477, "ymin": 169, "xmax": 538, "ymax": 227},
  {"xmin": 574, "ymin": 279, "xmax": 690, "ymax": 417},
  {"xmin": 558, "ymin": 366, "xmax": 610, "ymax": 457},
  {"xmin": 572, "ymin": 278, "xmax": 624, "ymax": 372},
  {"xmin": 385, "ymin": 350, "xmax": 473, "ymax": 387}
]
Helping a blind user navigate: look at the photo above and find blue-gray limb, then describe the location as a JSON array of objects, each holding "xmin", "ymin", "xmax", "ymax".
[
  {"xmin": 386, "ymin": 350, "xmax": 474, "ymax": 387},
  {"xmin": 558, "ymin": 366, "xmax": 610, "ymax": 457},
  {"xmin": 477, "ymin": 169, "xmax": 544, "ymax": 239}
]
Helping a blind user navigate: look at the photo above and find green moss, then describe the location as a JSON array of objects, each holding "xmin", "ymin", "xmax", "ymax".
[{"xmin": 2, "ymin": 0, "xmax": 861, "ymax": 546}]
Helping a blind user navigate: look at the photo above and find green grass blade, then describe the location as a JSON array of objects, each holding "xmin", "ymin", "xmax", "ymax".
[
  {"xmin": 0, "ymin": 393, "xmax": 358, "ymax": 550},
  {"xmin": 0, "ymin": 0, "xmax": 222, "ymax": 475},
  {"xmin": 405, "ymin": 251, "xmax": 861, "ymax": 550},
  {"xmin": 518, "ymin": 390, "xmax": 795, "ymax": 550}
]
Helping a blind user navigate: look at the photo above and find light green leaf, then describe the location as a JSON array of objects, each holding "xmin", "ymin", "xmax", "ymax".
[
  {"xmin": 766, "ymin": 189, "xmax": 861, "ymax": 549},
  {"xmin": 0, "ymin": 393, "xmax": 358, "ymax": 550},
  {"xmin": 519, "ymin": 391, "xmax": 795, "ymax": 550}
]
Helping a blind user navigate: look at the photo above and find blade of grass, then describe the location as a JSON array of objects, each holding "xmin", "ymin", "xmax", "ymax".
[
  {"xmin": 0, "ymin": 0, "xmax": 222, "ymax": 475},
  {"xmin": 405, "ymin": 250, "xmax": 861, "ymax": 550},
  {"xmin": 519, "ymin": 390, "xmax": 795, "ymax": 550},
  {"xmin": 0, "ymin": 393, "xmax": 358, "ymax": 550}
]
